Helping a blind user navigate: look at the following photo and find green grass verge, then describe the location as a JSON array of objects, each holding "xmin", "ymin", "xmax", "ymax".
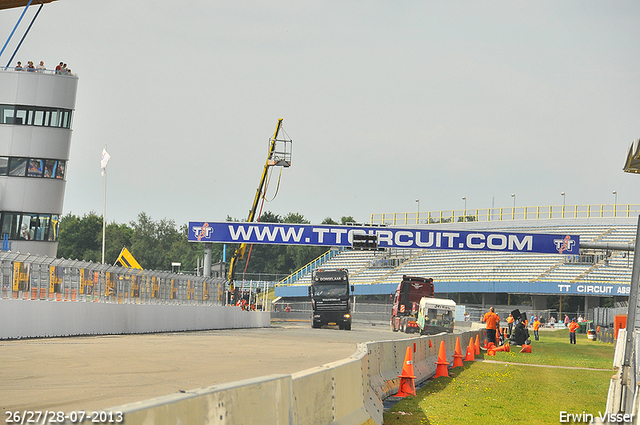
[
  {"xmin": 384, "ymin": 330, "xmax": 615, "ymax": 425},
  {"xmin": 486, "ymin": 329, "xmax": 615, "ymax": 369}
]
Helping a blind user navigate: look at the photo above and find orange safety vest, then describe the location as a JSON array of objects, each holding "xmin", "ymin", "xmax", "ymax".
[{"xmin": 483, "ymin": 312, "xmax": 499, "ymax": 330}]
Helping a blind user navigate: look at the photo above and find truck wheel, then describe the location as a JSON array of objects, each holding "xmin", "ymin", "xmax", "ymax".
[
  {"xmin": 345, "ymin": 323, "xmax": 351, "ymax": 331},
  {"xmin": 312, "ymin": 322, "xmax": 320, "ymax": 329}
]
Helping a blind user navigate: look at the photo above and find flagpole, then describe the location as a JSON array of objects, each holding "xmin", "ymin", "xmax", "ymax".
[
  {"xmin": 100, "ymin": 147, "xmax": 110, "ymax": 264},
  {"xmin": 102, "ymin": 165, "xmax": 106, "ymax": 264}
]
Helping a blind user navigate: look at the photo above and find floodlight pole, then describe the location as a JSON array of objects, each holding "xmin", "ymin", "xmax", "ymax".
[
  {"xmin": 511, "ymin": 194, "xmax": 516, "ymax": 219},
  {"xmin": 462, "ymin": 196, "xmax": 467, "ymax": 222}
]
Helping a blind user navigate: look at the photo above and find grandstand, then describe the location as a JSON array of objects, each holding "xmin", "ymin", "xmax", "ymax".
[{"xmin": 275, "ymin": 209, "xmax": 637, "ymax": 303}]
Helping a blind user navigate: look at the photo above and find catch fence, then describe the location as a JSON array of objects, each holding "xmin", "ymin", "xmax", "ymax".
[
  {"xmin": 0, "ymin": 251, "xmax": 224, "ymax": 305},
  {"xmin": 592, "ymin": 302, "xmax": 629, "ymax": 328}
]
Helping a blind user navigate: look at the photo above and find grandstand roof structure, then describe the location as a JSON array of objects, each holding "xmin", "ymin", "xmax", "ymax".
[
  {"xmin": 0, "ymin": 0, "xmax": 57, "ymax": 10},
  {"xmin": 276, "ymin": 216, "xmax": 638, "ymax": 299},
  {"xmin": 623, "ymin": 139, "xmax": 640, "ymax": 174}
]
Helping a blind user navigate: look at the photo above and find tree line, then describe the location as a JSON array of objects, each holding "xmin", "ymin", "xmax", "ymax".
[{"xmin": 57, "ymin": 211, "xmax": 355, "ymax": 278}]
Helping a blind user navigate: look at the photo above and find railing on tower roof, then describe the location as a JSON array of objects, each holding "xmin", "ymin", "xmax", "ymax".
[
  {"xmin": 0, "ymin": 66, "xmax": 77, "ymax": 76},
  {"xmin": 371, "ymin": 204, "xmax": 640, "ymax": 226}
]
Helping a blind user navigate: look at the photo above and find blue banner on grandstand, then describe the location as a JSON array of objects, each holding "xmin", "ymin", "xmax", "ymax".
[
  {"xmin": 275, "ymin": 281, "xmax": 629, "ymax": 297},
  {"xmin": 188, "ymin": 222, "xmax": 580, "ymax": 255}
]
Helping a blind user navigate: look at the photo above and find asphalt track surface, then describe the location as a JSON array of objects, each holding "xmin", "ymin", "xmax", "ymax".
[{"xmin": 1, "ymin": 320, "xmax": 412, "ymax": 414}]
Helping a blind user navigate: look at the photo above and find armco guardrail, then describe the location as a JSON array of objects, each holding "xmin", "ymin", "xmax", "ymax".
[{"xmin": 93, "ymin": 329, "xmax": 484, "ymax": 425}]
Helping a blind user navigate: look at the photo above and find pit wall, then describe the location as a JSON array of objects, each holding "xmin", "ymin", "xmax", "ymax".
[
  {"xmin": 100, "ymin": 329, "xmax": 485, "ymax": 425},
  {"xmin": 0, "ymin": 298, "xmax": 269, "ymax": 339}
]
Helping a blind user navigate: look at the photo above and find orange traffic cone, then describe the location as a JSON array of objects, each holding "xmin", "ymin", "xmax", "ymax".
[
  {"xmin": 475, "ymin": 334, "xmax": 480, "ymax": 355},
  {"xmin": 434, "ymin": 340, "xmax": 449, "ymax": 378},
  {"xmin": 396, "ymin": 346, "xmax": 416, "ymax": 397},
  {"xmin": 464, "ymin": 337, "xmax": 475, "ymax": 362},
  {"xmin": 483, "ymin": 338, "xmax": 488, "ymax": 349},
  {"xmin": 453, "ymin": 337, "xmax": 464, "ymax": 368},
  {"xmin": 520, "ymin": 345, "xmax": 532, "ymax": 353},
  {"xmin": 429, "ymin": 340, "xmax": 432, "ymax": 348},
  {"xmin": 494, "ymin": 343, "xmax": 510, "ymax": 353}
]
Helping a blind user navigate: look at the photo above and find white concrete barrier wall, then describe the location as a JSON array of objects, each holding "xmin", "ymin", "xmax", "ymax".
[
  {"xmin": 93, "ymin": 374, "xmax": 294, "ymax": 425},
  {"xmin": 291, "ymin": 346, "xmax": 373, "ymax": 425},
  {"xmin": 99, "ymin": 330, "xmax": 485, "ymax": 425},
  {"xmin": 0, "ymin": 299, "xmax": 269, "ymax": 339}
]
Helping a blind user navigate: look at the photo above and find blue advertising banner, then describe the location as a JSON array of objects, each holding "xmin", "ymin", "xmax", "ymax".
[
  {"xmin": 188, "ymin": 222, "xmax": 580, "ymax": 255},
  {"xmin": 274, "ymin": 280, "xmax": 629, "ymax": 298}
]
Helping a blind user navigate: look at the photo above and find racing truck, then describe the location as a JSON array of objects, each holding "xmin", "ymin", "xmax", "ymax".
[
  {"xmin": 308, "ymin": 268, "xmax": 354, "ymax": 330},
  {"xmin": 417, "ymin": 297, "xmax": 456, "ymax": 335},
  {"xmin": 391, "ymin": 275, "xmax": 435, "ymax": 333}
]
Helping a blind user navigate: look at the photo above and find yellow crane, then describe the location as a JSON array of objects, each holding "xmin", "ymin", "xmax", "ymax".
[
  {"xmin": 115, "ymin": 247, "xmax": 142, "ymax": 269},
  {"xmin": 228, "ymin": 119, "xmax": 291, "ymax": 292}
]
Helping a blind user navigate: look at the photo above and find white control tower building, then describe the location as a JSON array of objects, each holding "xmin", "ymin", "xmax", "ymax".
[{"xmin": 0, "ymin": 0, "xmax": 77, "ymax": 256}]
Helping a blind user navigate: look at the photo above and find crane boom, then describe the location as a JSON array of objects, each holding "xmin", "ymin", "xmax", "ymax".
[{"xmin": 228, "ymin": 119, "xmax": 289, "ymax": 290}]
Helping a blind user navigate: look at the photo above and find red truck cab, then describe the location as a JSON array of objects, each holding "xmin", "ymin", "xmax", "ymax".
[{"xmin": 391, "ymin": 275, "xmax": 435, "ymax": 333}]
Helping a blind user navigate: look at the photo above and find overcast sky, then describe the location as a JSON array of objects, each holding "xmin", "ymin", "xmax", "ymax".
[{"xmin": 1, "ymin": 1, "xmax": 639, "ymax": 227}]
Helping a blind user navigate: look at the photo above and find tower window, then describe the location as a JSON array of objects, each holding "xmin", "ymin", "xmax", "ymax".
[{"xmin": 0, "ymin": 104, "xmax": 73, "ymax": 129}]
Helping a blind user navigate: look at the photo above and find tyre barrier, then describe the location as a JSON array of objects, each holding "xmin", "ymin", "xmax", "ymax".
[{"xmin": 97, "ymin": 329, "xmax": 485, "ymax": 425}]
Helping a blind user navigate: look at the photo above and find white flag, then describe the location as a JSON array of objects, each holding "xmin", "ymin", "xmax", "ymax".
[{"xmin": 101, "ymin": 148, "xmax": 111, "ymax": 176}]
